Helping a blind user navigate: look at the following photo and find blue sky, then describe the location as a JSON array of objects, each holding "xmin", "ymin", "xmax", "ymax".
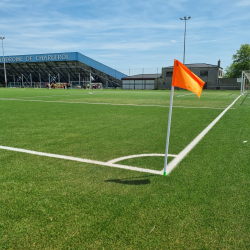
[{"xmin": 0, "ymin": 0, "xmax": 249, "ymax": 75}]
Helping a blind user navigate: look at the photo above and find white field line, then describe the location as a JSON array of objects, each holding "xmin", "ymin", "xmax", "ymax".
[
  {"xmin": 0, "ymin": 98, "xmax": 231, "ymax": 110},
  {"xmin": 0, "ymin": 145, "xmax": 162, "ymax": 175},
  {"xmin": 172, "ymin": 106, "xmax": 233, "ymax": 110},
  {"xmin": 22, "ymin": 94, "xmax": 90, "ymax": 98},
  {"xmin": 164, "ymin": 94, "xmax": 242, "ymax": 175},
  {"xmin": 6, "ymin": 91, "xmax": 122, "ymax": 99},
  {"xmin": 13, "ymin": 92, "xmax": 112, "ymax": 99},
  {"xmin": 107, "ymin": 153, "xmax": 177, "ymax": 164},
  {"xmin": 177, "ymin": 93, "xmax": 195, "ymax": 97}
]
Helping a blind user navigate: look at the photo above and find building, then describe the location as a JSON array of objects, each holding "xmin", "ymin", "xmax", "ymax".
[
  {"xmin": 0, "ymin": 52, "xmax": 127, "ymax": 88},
  {"xmin": 0, "ymin": 54, "xmax": 229, "ymax": 90},
  {"xmin": 121, "ymin": 61, "xmax": 223, "ymax": 90},
  {"xmin": 159, "ymin": 60, "xmax": 223, "ymax": 90},
  {"xmin": 121, "ymin": 74, "xmax": 161, "ymax": 90}
]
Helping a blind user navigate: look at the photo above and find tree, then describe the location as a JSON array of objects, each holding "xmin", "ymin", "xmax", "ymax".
[{"xmin": 223, "ymin": 44, "xmax": 250, "ymax": 78}]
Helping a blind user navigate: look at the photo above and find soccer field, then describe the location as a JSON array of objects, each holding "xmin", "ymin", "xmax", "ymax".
[{"xmin": 0, "ymin": 88, "xmax": 250, "ymax": 249}]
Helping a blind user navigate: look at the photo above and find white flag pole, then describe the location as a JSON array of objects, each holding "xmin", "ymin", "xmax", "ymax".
[{"xmin": 163, "ymin": 84, "xmax": 175, "ymax": 175}]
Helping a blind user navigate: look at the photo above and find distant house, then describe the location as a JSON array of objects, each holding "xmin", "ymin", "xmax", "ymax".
[
  {"xmin": 159, "ymin": 60, "xmax": 223, "ymax": 90},
  {"xmin": 121, "ymin": 74, "xmax": 161, "ymax": 90}
]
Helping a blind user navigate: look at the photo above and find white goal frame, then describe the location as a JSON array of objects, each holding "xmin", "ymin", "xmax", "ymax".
[
  {"xmin": 241, "ymin": 70, "xmax": 250, "ymax": 94},
  {"xmin": 90, "ymin": 82, "xmax": 103, "ymax": 89}
]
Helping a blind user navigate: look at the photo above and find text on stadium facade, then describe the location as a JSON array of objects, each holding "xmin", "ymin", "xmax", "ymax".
[{"xmin": 0, "ymin": 53, "xmax": 69, "ymax": 63}]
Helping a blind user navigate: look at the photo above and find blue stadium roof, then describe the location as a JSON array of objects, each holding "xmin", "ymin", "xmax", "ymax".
[{"xmin": 0, "ymin": 52, "xmax": 127, "ymax": 80}]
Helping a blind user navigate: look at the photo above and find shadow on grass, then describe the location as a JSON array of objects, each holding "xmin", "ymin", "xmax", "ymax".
[
  {"xmin": 104, "ymin": 175, "xmax": 155, "ymax": 185},
  {"xmin": 240, "ymin": 93, "xmax": 249, "ymax": 106}
]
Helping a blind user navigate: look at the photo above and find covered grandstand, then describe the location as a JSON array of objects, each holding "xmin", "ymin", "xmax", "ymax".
[{"xmin": 0, "ymin": 52, "xmax": 127, "ymax": 88}]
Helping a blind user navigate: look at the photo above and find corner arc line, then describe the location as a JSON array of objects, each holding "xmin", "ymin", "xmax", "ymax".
[{"xmin": 107, "ymin": 153, "xmax": 177, "ymax": 164}]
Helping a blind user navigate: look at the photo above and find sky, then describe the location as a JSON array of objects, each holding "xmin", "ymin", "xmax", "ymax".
[{"xmin": 0, "ymin": 0, "xmax": 249, "ymax": 75}]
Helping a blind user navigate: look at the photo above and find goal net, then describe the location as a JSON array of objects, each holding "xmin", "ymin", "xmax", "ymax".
[
  {"xmin": 90, "ymin": 82, "xmax": 103, "ymax": 89},
  {"xmin": 70, "ymin": 81, "xmax": 83, "ymax": 89},
  {"xmin": 70, "ymin": 81, "xmax": 100, "ymax": 89},
  {"xmin": 241, "ymin": 70, "xmax": 250, "ymax": 94},
  {"xmin": 7, "ymin": 82, "xmax": 21, "ymax": 88}
]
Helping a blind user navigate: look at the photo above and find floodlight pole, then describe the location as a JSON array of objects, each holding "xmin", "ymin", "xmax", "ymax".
[
  {"xmin": 0, "ymin": 37, "xmax": 7, "ymax": 87},
  {"xmin": 180, "ymin": 16, "xmax": 191, "ymax": 64}
]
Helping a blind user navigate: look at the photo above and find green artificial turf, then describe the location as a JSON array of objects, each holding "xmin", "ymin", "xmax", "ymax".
[{"xmin": 0, "ymin": 88, "xmax": 249, "ymax": 249}]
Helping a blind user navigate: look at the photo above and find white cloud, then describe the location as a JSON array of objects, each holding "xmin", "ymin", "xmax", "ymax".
[
  {"xmin": 0, "ymin": 0, "xmax": 23, "ymax": 10},
  {"xmin": 237, "ymin": 0, "xmax": 250, "ymax": 6}
]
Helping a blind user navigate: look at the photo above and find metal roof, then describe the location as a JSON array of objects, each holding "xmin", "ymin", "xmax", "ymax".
[
  {"xmin": 0, "ymin": 52, "xmax": 127, "ymax": 87},
  {"xmin": 164, "ymin": 63, "xmax": 222, "ymax": 69},
  {"xmin": 121, "ymin": 74, "xmax": 161, "ymax": 80}
]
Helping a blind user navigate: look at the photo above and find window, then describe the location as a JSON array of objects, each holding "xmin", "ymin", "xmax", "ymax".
[
  {"xmin": 200, "ymin": 70, "xmax": 208, "ymax": 76},
  {"xmin": 166, "ymin": 71, "xmax": 173, "ymax": 77}
]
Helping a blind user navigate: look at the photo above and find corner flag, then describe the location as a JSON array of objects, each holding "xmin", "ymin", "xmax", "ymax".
[
  {"xmin": 163, "ymin": 59, "xmax": 205, "ymax": 175},
  {"xmin": 172, "ymin": 59, "xmax": 205, "ymax": 98}
]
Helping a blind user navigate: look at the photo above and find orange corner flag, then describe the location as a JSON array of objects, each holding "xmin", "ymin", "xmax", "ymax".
[{"xmin": 172, "ymin": 59, "xmax": 205, "ymax": 98}]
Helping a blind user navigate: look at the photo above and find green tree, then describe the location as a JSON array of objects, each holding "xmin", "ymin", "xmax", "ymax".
[{"xmin": 224, "ymin": 44, "xmax": 250, "ymax": 78}]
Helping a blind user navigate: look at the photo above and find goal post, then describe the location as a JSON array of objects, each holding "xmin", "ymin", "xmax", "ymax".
[
  {"xmin": 90, "ymin": 82, "xmax": 103, "ymax": 89},
  {"xmin": 69, "ymin": 81, "xmax": 103, "ymax": 89},
  {"xmin": 241, "ymin": 70, "xmax": 250, "ymax": 95}
]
